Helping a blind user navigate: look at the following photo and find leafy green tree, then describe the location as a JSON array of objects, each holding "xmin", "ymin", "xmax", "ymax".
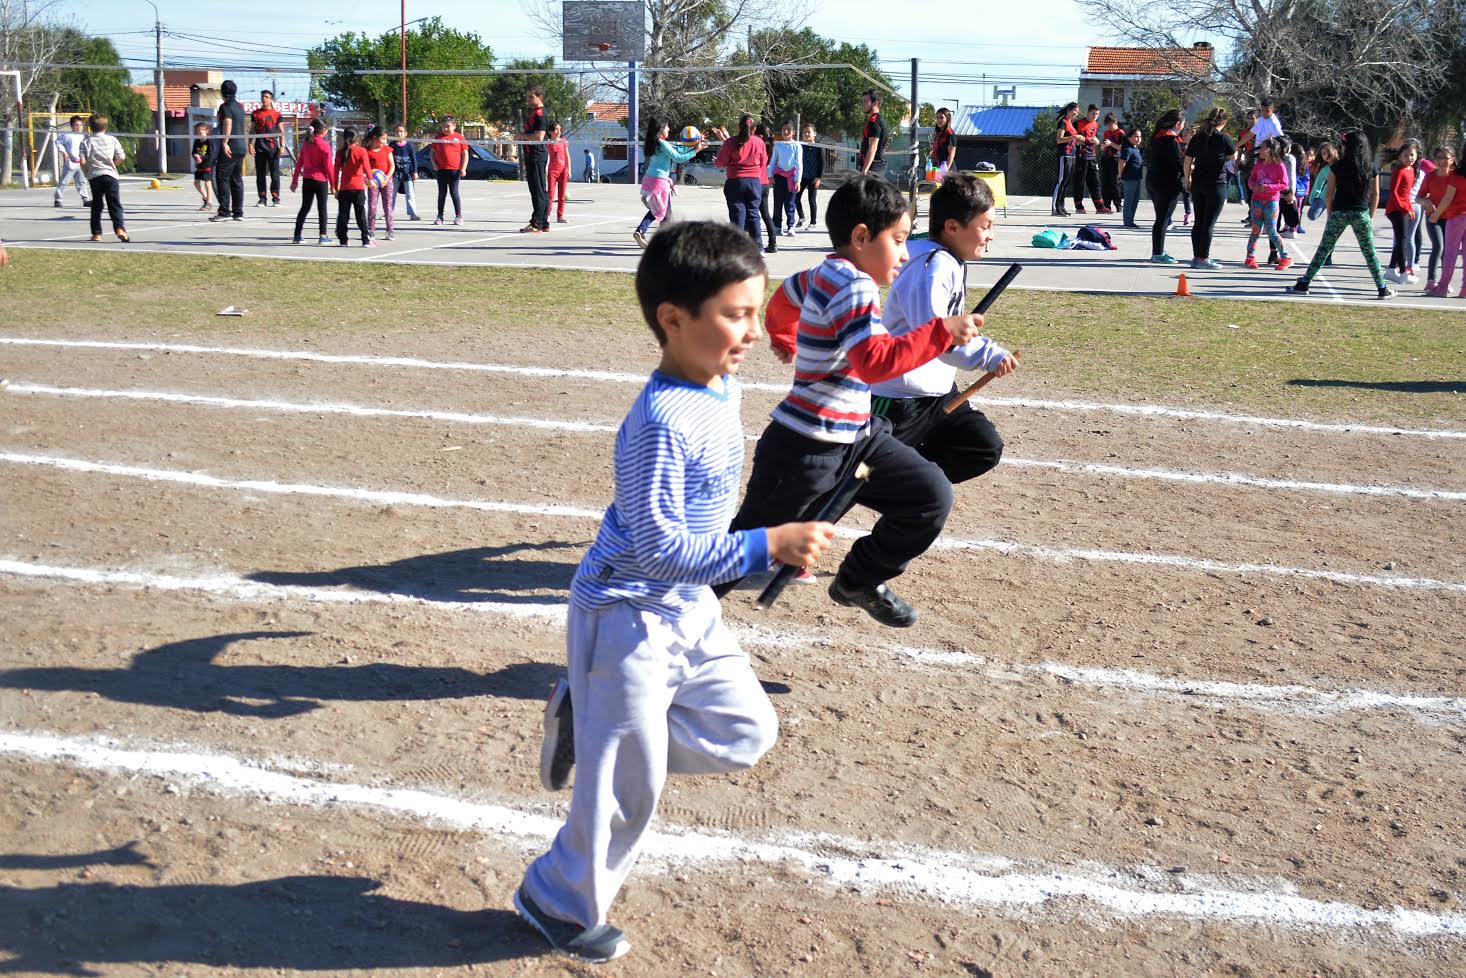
[
  {"xmin": 1120, "ymin": 85, "xmax": 1182, "ymax": 141},
  {"xmin": 1019, "ymin": 108, "xmax": 1060, "ymax": 195},
  {"xmin": 748, "ymin": 29, "xmax": 904, "ymax": 139},
  {"xmin": 52, "ymin": 34, "xmax": 150, "ymax": 135},
  {"xmin": 482, "ymin": 58, "xmax": 586, "ymax": 130},
  {"xmin": 917, "ymin": 103, "xmax": 936, "ymax": 127},
  {"xmin": 308, "ymin": 18, "xmax": 494, "ymax": 127}
]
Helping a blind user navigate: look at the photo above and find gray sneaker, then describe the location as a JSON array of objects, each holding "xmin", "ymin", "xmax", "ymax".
[
  {"xmin": 514, "ymin": 886, "xmax": 630, "ymax": 963},
  {"xmin": 539, "ymin": 677, "xmax": 574, "ymax": 791},
  {"xmin": 829, "ymin": 574, "xmax": 918, "ymax": 628}
]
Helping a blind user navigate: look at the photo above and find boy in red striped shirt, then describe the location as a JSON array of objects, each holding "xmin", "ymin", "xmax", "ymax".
[{"xmin": 719, "ymin": 176, "xmax": 980, "ymax": 627}]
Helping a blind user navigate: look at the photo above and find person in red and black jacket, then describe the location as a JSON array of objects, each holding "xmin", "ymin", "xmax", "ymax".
[
  {"xmin": 1052, "ymin": 102, "xmax": 1079, "ymax": 216},
  {"xmin": 858, "ymin": 90, "xmax": 887, "ymax": 176},
  {"xmin": 1147, "ymin": 109, "xmax": 1187, "ymax": 263},
  {"xmin": 1071, "ymin": 104, "xmax": 1105, "ymax": 213},
  {"xmin": 930, "ymin": 107, "xmax": 955, "ymax": 172},
  {"xmin": 1099, "ymin": 111, "xmax": 1126, "ymax": 211},
  {"xmin": 250, "ymin": 90, "xmax": 283, "ymax": 206},
  {"xmin": 522, "ymin": 86, "xmax": 550, "ymax": 233}
]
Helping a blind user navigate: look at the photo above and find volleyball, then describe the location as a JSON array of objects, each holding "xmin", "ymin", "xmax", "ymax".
[
  {"xmin": 678, "ymin": 125, "xmax": 701, "ymax": 146},
  {"xmin": 370, "ymin": 169, "xmax": 389, "ymax": 189}
]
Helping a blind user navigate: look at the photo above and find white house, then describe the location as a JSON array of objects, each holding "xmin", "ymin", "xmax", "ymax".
[{"xmin": 1078, "ymin": 44, "xmax": 1217, "ymax": 120}]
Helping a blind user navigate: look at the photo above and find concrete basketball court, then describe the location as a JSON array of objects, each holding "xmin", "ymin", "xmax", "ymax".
[{"xmin": 5, "ymin": 176, "xmax": 1461, "ymax": 311}]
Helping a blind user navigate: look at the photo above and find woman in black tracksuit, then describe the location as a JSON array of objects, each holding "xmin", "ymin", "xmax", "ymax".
[{"xmin": 1147, "ymin": 109, "xmax": 1187, "ymax": 263}]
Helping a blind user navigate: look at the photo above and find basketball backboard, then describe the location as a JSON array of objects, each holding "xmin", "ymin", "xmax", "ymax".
[{"xmin": 562, "ymin": 1, "xmax": 645, "ymax": 61}]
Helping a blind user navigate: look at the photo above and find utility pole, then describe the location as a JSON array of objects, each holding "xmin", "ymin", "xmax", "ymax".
[
  {"xmin": 909, "ymin": 57, "xmax": 919, "ymax": 215},
  {"xmin": 400, "ymin": 0, "xmax": 407, "ymax": 126},
  {"xmin": 145, "ymin": 0, "xmax": 167, "ymax": 176},
  {"xmin": 627, "ymin": 61, "xmax": 639, "ymax": 186}
]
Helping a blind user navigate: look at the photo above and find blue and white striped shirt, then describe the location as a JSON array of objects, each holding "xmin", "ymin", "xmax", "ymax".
[{"xmin": 571, "ymin": 370, "xmax": 769, "ymax": 615}]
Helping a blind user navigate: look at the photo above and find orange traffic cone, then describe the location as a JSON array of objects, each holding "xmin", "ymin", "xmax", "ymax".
[{"xmin": 1175, "ymin": 273, "xmax": 1192, "ymax": 297}]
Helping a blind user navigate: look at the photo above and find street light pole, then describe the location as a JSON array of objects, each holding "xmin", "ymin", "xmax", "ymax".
[
  {"xmin": 400, "ymin": 0, "xmax": 407, "ymax": 126},
  {"xmin": 144, "ymin": 0, "xmax": 166, "ymax": 176}
]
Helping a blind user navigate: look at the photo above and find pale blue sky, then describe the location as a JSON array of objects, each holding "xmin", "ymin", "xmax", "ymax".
[{"xmin": 62, "ymin": 0, "xmax": 1107, "ymax": 113}]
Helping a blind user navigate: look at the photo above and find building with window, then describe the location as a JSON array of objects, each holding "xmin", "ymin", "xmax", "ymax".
[{"xmin": 1078, "ymin": 44, "xmax": 1216, "ymax": 121}]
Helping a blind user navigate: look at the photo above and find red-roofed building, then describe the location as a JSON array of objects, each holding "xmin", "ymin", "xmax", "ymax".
[
  {"xmin": 1078, "ymin": 43, "xmax": 1216, "ymax": 118},
  {"xmin": 586, "ymin": 101, "xmax": 628, "ymax": 123}
]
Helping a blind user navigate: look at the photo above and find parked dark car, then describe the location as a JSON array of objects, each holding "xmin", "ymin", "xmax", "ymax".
[
  {"xmin": 415, "ymin": 144, "xmax": 519, "ymax": 180},
  {"xmin": 598, "ymin": 159, "xmax": 636, "ymax": 184}
]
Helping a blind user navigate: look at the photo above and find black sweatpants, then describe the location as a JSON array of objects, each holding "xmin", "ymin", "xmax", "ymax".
[
  {"xmin": 1072, "ymin": 157, "xmax": 1101, "ymax": 208},
  {"xmin": 525, "ymin": 149, "xmax": 549, "ymax": 230},
  {"xmin": 435, "ymin": 172, "xmax": 462, "ymax": 219},
  {"xmin": 1099, "ymin": 155, "xmax": 1121, "ymax": 210},
  {"xmin": 215, "ymin": 152, "xmax": 245, "ymax": 218},
  {"xmin": 796, "ymin": 177, "xmax": 819, "ymax": 225},
  {"xmin": 726, "ymin": 418, "xmax": 953, "ymax": 592},
  {"xmin": 1151, "ymin": 188, "xmax": 1180, "ymax": 257},
  {"xmin": 254, "ymin": 147, "xmax": 280, "ymax": 200},
  {"xmin": 871, "ymin": 388, "xmax": 1004, "ymax": 485},
  {"xmin": 294, "ymin": 178, "xmax": 329, "ymax": 237},
  {"xmin": 87, "ymin": 175, "xmax": 124, "ymax": 235},
  {"xmin": 759, "ymin": 183, "xmax": 777, "ymax": 250},
  {"xmin": 1190, "ymin": 181, "xmax": 1227, "ymax": 260},
  {"xmin": 336, "ymin": 188, "xmax": 368, "ymax": 244}
]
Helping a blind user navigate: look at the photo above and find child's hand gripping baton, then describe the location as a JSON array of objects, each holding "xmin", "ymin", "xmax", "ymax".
[
  {"xmin": 944, "ymin": 263, "xmax": 1023, "ymax": 415},
  {"xmin": 755, "ymin": 463, "xmax": 872, "ymax": 611}
]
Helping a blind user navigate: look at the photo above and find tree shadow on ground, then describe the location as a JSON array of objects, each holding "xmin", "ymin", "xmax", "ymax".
[
  {"xmin": 0, "ymin": 874, "xmax": 538, "ymax": 974},
  {"xmin": 0, "ymin": 631, "xmax": 561, "ymax": 718},
  {"xmin": 246, "ymin": 542, "xmax": 581, "ymax": 606},
  {"xmin": 1286, "ymin": 378, "xmax": 1466, "ymax": 394},
  {"xmin": 0, "ymin": 842, "xmax": 152, "ymax": 872}
]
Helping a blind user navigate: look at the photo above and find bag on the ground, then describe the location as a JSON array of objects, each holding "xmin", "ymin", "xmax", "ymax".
[
  {"xmin": 1032, "ymin": 228, "xmax": 1068, "ymax": 249},
  {"xmin": 1077, "ymin": 224, "xmax": 1116, "ymax": 250}
]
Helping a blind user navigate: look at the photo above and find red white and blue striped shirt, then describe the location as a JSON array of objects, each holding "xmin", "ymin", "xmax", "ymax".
[{"xmin": 766, "ymin": 256, "xmax": 950, "ymax": 443}]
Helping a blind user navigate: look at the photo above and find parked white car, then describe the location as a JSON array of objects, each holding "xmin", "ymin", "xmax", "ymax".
[{"xmin": 680, "ymin": 149, "xmax": 723, "ymax": 186}]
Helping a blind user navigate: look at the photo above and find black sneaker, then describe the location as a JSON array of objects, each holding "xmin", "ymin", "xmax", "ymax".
[
  {"xmin": 513, "ymin": 886, "xmax": 630, "ymax": 963},
  {"xmin": 829, "ymin": 574, "xmax": 918, "ymax": 628},
  {"xmin": 1288, "ymin": 277, "xmax": 1309, "ymax": 294},
  {"xmin": 539, "ymin": 678, "xmax": 574, "ymax": 791}
]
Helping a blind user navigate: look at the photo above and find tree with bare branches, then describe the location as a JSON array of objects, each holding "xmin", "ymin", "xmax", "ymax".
[
  {"xmin": 1075, "ymin": 0, "xmax": 1448, "ymax": 131},
  {"xmin": 0, "ymin": 0, "xmax": 70, "ymax": 184}
]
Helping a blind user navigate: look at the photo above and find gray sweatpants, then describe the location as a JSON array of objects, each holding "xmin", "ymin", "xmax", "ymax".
[
  {"xmin": 56, "ymin": 159, "xmax": 88, "ymax": 203},
  {"xmin": 521, "ymin": 592, "xmax": 777, "ymax": 929}
]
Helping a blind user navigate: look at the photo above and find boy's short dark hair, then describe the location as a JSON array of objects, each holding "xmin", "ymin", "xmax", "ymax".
[
  {"xmin": 928, "ymin": 174, "xmax": 994, "ymax": 239},
  {"xmin": 635, "ymin": 221, "xmax": 766, "ymax": 346},
  {"xmin": 221, "ymin": 79, "xmax": 237, "ymax": 99},
  {"xmin": 261, "ymin": 89, "xmax": 272, "ymax": 98},
  {"xmin": 69, "ymin": 114, "xmax": 83, "ymax": 125},
  {"xmin": 528, "ymin": 85, "xmax": 545, "ymax": 99},
  {"xmin": 825, "ymin": 175, "xmax": 908, "ymax": 248},
  {"xmin": 1260, "ymin": 98, "xmax": 1274, "ymax": 108},
  {"xmin": 88, "ymin": 115, "xmax": 108, "ymax": 132},
  {"xmin": 1087, "ymin": 104, "xmax": 1099, "ymax": 112},
  {"xmin": 864, "ymin": 89, "xmax": 881, "ymax": 107}
]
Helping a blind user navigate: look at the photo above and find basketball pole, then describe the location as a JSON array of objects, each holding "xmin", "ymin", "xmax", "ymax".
[
  {"xmin": 627, "ymin": 60, "xmax": 639, "ymax": 186},
  {"xmin": 908, "ymin": 57, "xmax": 918, "ymax": 216}
]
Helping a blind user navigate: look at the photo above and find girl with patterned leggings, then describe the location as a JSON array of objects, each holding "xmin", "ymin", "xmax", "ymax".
[
  {"xmin": 1244, "ymin": 139, "xmax": 1291, "ymax": 270},
  {"xmin": 1290, "ymin": 131, "xmax": 1393, "ymax": 299}
]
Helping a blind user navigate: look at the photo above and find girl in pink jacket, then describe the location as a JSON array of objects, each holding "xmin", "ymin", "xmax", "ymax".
[
  {"xmin": 1245, "ymin": 137, "xmax": 1292, "ymax": 270},
  {"xmin": 291, "ymin": 119, "xmax": 336, "ymax": 244}
]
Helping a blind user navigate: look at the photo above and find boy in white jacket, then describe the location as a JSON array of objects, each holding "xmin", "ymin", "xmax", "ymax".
[
  {"xmin": 871, "ymin": 173, "xmax": 1016, "ymax": 484},
  {"xmin": 54, "ymin": 115, "xmax": 91, "ymax": 208}
]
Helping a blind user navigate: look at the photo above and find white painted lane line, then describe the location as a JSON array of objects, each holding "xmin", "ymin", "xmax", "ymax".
[
  {"xmin": 2, "ymin": 558, "xmax": 1461, "ymax": 720},
  {"xmin": 4, "ymin": 336, "xmax": 1463, "ymax": 439},
  {"xmin": 3, "ymin": 383, "xmax": 616, "ymax": 433},
  {"xmin": 7, "ymin": 386, "xmax": 1463, "ymax": 502},
  {"xmin": 3, "ymin": 730, "xmax": 1462, "ymax": 939},
  {"xmin": 3, "ymin": 442, "xmax": 1462, "ymax": 593}
]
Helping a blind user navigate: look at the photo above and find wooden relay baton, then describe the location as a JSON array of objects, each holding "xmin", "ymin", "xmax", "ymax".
[
  {"xmin": 755, "ymin": 462, "xmax": 872, "ymax": 611},
  {"xmin": 944, "ymin": 262, "xmax": 1023, "ymax": 415}
]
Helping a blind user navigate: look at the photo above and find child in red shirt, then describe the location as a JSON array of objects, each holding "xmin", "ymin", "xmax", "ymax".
[
  {"xmin": 362, "ymin": 125, "xmax": 396, "ymax": 241},
  {"xmin": 333, "ymin": 128, "xmax": 372, "ymax": 247},
  {"xmin": 1420, "ymin": 145, "xmax": 1456, "ymax": 289},
  {"xmin": 430, "ymin": 117, "xmax": 469, "ymax": 224},
  {"xmin": 1383, "ymin": 141, "xmax": 1421, "ymax": 283},
  {"xmin": 546, "ymin": 120, "xmax": 570, "ymax": 223},
  {"xmin": 1425, "ymin": 142, "xmax": 1466, "ymax": 298}
]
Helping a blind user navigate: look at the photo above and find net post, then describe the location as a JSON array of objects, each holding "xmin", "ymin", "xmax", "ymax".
[
  {"xmin": 908, "ymin": 57, "xmax": 919, "ymax": 217},
  {"xmin": 627, "ymin": 60, "xmax": 639, "ymax": 187}
]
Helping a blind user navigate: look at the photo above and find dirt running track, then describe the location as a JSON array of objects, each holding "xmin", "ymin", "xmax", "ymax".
[{"xmin": 1, "ymin": 319, "xmax": 1463, "ymax": 977}]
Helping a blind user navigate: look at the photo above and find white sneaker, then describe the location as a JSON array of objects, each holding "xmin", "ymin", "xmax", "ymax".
[
  {"xmin": 1404, "ymin": 271, "xmax": 1419, "ymax": 284},
  {"xmin": 782, "ymin": 228, "xmax": 794, "ymax": 237},
  {"xmin": 1383, "ymin": 269, "xmax": 1404, "ymax": 284}
]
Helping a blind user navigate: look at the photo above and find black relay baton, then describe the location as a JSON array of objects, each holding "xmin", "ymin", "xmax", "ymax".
[
  {"xmin": 755, "ymin": 463, "xmax": 872, "ymax": 611},
  {"xmin": 944, "ymin": 262, "xmax": 1024, "ymax": 415}
]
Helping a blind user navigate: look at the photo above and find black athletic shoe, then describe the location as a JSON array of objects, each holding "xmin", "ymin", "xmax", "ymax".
[
  {"xmin": 539, "ymin": 677, "xmax": 574, "ymax": 791},
  {"xmin": 829, "ymin": 574, "xmax": 918, "ymax": 628},
  {"xmin": 513, "ymin": 886, "xmax": 630, "ymax": 963},
  {"xmin": 1288, "ymin": 277, "xmax": 1309, "ymax": 294}
]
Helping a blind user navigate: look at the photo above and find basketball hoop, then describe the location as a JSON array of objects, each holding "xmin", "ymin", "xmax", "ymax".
[{"xmin": 588, "ymin": 42, "xmax": 612, "ymax": 53}]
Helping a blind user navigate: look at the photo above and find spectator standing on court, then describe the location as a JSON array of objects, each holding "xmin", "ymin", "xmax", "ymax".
[
  {"xmin": 1099, "ymin": 111, "xmax": 1125, "ymax": 212},
  {"xmin": 431, "ymin": 116, "xmax": 469, "ymax": 225},
  {"xmin": 582, "ymin": 147, "xmax": 597, "ymax": 183},
  {"xmin": 210, "ymin": 80, "xmax": 247, "ymax": 222},
  {"xmin": 522, "ymin": 86, "xmax": 550, "ymax": 233},
  {"xmin": 1071, "ymin": 104, "xmax": 1105, "ymax": 213},
  {"xmin": 546, "ymin": 120, "xmax": 570, "ymax": 223},
  {"xmin": 795, "ymin": 123, "xmax": 824, "ymax": 229},
  {"xmin": 1120, "ymin": 128, "xmax": 1144, "ymax": 227},
  {"xmin": 54, "ymin": 115, "xmax": 90, "ymax": 208},
  {"xmin": 1147, "ymin": 109, "xmax": 1186, "ymax": 264},
  {"xmin": 389, "ymin": 125, "xmax": 419, "ymax": 221},
  {"xmin": 290, "ymin": 117, "xmax": 334, "ymax": 245},
  {"xmin": 1052, "ymin": 102, "xmax": 1078, "ymax": 216},
  {"xmin": 1184, "ymin": 107, "xmax": 1236, "ymax": 269},
  {"xmin": 191, "ymin": 122, "xmax": 214, "ymax": 211},
  {"xmin": 250, "ymin": 90, "xmax": 283, "ymax": 206},
  {"xmin": 858, "ymin": 90, "xmax": 887, "ymax": 176},
  {"xmin": 930, "ymin": 107, "xmax": 956, "ymax": 172},
  {"xmin": 79, "ymin": 115, "xmax": 128, "ymax": 243}
]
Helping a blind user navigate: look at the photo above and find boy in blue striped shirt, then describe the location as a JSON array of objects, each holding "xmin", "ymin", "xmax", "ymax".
[{"xmin": 514, "ymin": 221, "xmax": 835, "ymax": 964}]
